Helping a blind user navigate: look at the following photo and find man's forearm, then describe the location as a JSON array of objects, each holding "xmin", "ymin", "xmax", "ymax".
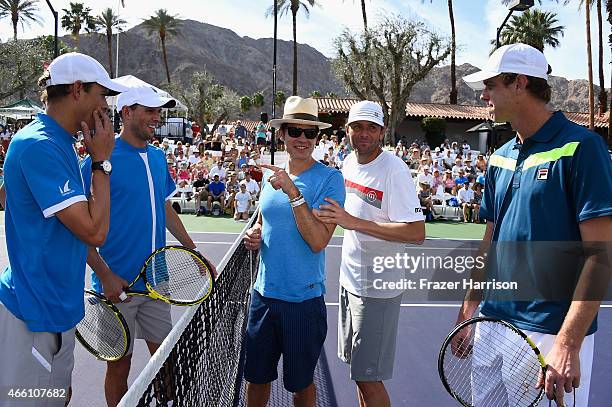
[
  {"xmin": 293, "ymin": 203, "xmax": 334, "ymax": 253},
  {"xmin": 165, "ymin": 203, "xmax": 196, "ymax": 249},
  {"xmin": 88, "ymin": 171, "xmax": 112, "ymax": 244},
  {"xmin": 87, "ymin": 246, "xmax": 112, "ymax": 279},
  {"xmin": 351, "ymin": 218, "xmax": 424, "ymax": 243}
]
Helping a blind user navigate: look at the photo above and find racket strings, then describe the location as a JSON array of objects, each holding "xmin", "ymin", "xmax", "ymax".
[
  {"xmin": 443, "ymin": 321, "xmax": 543, "ymax": 406},
  {"xmin": 145, "ymin": 249, "xmax": 212, "ymax": 303},
  {"xmin": 77, "ymin": 295, "xmax": 128, "ymax": 360}
]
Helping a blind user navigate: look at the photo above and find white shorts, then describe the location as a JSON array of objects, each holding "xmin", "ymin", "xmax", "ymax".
[{"xmin": 472, "ymin": 317, "xmax": 594, "ymax": 406}]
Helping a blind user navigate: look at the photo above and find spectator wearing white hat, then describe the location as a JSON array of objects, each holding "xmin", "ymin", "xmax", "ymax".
[
  {"xmin": 417, "ymin": 165, "xmax": 434, "ymax": 186},
  {"xmin": 0, "ymin": 52, "xmax": 128, "ymax": 406},
  {"xmin": 81, "ymin": 84, "xmax": 215, "ymax": 405},
  {"xmin": 316, "ymin": 100, "xmax": 424, "ymax": 407}
]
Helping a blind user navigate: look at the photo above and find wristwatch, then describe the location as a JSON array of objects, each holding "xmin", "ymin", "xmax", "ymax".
[{"xmin": 91, "ymin": 160, "xmax": 112, "ymax": 175}]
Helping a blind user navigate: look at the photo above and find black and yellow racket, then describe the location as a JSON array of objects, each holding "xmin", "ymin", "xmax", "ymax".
[
  {"xmin": 76, "ymin": 246, "xmax": 214, "ymax": 361},
  {"xmin": 438, "ymin": 317, "xmax": 549, "ymax": 407},
  {"xmin": 75, "ymin": 289, "xmax": 130, "ymax": 361},
  {"xmin": 117, "ymin": 245, "xmax": 214, "ymax": 306}
]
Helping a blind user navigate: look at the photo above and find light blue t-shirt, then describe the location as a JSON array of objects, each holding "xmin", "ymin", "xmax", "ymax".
[
  {"xmin": 81, "ymin": 138, "xmax": 177, "ymax": 293},
  {"xmin": 0, "ymin": 114, "xmax": 88, "ymax": 332},
  {"xmin": 254, "ymin": 161, "xmax": 345, "ymax": 302}
]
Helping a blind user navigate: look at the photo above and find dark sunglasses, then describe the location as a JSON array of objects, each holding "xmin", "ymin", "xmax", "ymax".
[{"xmin": 286, "ymin": 126, "xmax": 318, "ymax": 139}]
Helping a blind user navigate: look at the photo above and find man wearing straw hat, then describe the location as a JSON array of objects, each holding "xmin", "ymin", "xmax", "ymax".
[{"xmin": 243, "ymin": 96, "xmax": 345, "ymax": 407}]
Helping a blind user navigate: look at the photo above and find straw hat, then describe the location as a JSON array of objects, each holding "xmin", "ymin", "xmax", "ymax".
[{"xmin": 269, "ymin": 96, "xmax": 331, "ymax": 129}]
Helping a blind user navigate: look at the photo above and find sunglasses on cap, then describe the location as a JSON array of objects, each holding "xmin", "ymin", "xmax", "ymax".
[{"xmin": 286, "ymin": 126, "xmax": 318, "ymax": 140}]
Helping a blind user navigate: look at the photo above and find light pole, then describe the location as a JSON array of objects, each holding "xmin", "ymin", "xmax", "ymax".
[
  {"xmin": 496, "ymin": 0, "xmax": 534, "ymax": 49},
  {"xmin": 45, "ymin": 0, "xmax": 59, "ymax": 58},
  {"xmin": 271, "ymin": 0, "xmax": 278, "ymax": 165}
]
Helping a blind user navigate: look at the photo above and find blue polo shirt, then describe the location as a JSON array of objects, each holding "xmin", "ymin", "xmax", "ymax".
[
  {"xmin": 209, "ymin": 181, "xmax": 225, "ymax": 196},
  {"xmin": 0, "ymin": 114, "xmax": 88, "ymax": 332},
  {"xmin": 480, "ymin": 111, "xmax": 612, "ymax": 334},
  {"xmin": 254, "ymin": 161, "xmax": 345, "ymax": 302},
  {"xmin": 81, "ymin": 138, "xmax": 177, "ymax": 293}
]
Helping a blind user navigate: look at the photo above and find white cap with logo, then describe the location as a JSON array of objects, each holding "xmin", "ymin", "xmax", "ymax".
[
  {"xmin": 462, "ymin": 43, "xmax": 549, "ymax": 91},
  {"xmin": 347, "ymin": 100, "xmax": 384, "ymax": 127},
  {"xmin": 45, "ymin": 52, "xmax": 129, "ymax": 95},
  {"xmin": 116, "ymin": 85, "xmax": 177, "ymax": 111}
]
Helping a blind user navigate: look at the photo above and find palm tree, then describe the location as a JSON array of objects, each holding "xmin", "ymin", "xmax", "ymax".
[
  {"xmin": 342, "ymin": 0, "xmax": 368, "ymax": 30},
  {"xmin": 267, "ymin": 0, "xmax": 317, "ymax": 95},
  {"xmin": 0, "ymin": 0, "xmax": 40, "ymax": 41},
  {"xmin": 92, "ymin": 8, "xmax": 126, "ymax": 78},
  {"xmin": 142, "ymin": 9, "xmax": 182, "ymax": 84},
  {"xmin": 61, "ymin": 2, "xmax": 94, "ymax": 51},
  {"xmin": 595, "ymin": 0, "xmax": 607, "ymax": 114},
  {"xmin": 423, "ymin": 1, "xmax": 457, "ymax": 104},
  {"xmin": 496, "ymin": 9, "xmax": 565, "ymax": 52}
]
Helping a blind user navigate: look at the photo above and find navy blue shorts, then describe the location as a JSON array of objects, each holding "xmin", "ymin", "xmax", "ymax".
[{"xmin": 244, "ymin": 290, "xmax": 327, "ymax": 392}]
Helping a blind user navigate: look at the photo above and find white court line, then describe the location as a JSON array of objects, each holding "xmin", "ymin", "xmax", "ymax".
[{"xmin": 325, "ymin": 302, "xmax": 612, "ymax": 308}]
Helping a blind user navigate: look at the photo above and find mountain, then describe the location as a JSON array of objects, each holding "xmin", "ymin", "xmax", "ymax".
[
  {"xmin": 70, "ymin": 19, "xmax": 600, "ymax": 114},
  {"xmin": 69, "ymin": 19, "xmax": 346, "ymax": 113},
  {"xmin": 410, "ymin": 63, "xmax": 604, "ymax": 112}
]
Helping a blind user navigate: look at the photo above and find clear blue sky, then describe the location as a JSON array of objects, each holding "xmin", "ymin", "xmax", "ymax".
[{"xmin": 2, "ymin": 0, "xmax": 609, "ymax": 81}]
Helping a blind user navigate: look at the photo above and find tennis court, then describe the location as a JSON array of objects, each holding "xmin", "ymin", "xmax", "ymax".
[{"xmin": 0, "ymin": 222, "xmax": 610, "ymax": 406}]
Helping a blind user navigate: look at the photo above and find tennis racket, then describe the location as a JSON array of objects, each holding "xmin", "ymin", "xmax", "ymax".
[
  {"xmin": 438, "ymin": 317, "xmax": 548, "ymax": 407},
  {"xmin": 117, "ymin": 245, "xmax": 214, "ymax": 306},
  {"xmin": 75, "ymin": 289, "xmax": 130, "ymax": 361}
]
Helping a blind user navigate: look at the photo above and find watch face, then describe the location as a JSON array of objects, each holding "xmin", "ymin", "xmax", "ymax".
[{"xmin": 102, "ymin": 161, "xmax": 112, "ymax": 173}]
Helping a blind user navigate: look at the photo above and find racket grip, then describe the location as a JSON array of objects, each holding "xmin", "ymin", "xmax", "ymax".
[{"xmin": 119, "ymin": 292, "xmax": 127, "ymax": 301}]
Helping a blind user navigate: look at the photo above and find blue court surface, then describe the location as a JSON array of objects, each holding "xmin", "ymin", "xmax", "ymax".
[{"xmin": 0, "ymin": 230, "xmax": 610, "ymax": 406}]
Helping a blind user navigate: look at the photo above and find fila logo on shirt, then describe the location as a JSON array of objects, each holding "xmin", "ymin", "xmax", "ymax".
[
  {"xmin": 59, "ymin": 180, "xmax": 74, "ymax": 196},
  {"xmin": 537, "ymin": 168, "xmax": 549, "ymax": 180}
]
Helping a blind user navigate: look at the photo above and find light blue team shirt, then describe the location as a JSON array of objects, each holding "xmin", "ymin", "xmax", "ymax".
[
  {"xmin": 0, "ymin": 114, "xmax": 88, "ymax": 332},
  {"xmin": 81, "ymin": 138, "xmax": 177, "ymax": 293},
  {"xmin": 254, "ymin": 161, "xmax": 346, "ymax": 302}
]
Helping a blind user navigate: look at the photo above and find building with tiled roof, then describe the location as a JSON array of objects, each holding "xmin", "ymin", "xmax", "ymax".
[{"xmin": 313, "ymin": 97, "xmax": 609, "ymax": 151}]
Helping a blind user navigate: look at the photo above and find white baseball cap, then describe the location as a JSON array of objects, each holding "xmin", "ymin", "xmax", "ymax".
[
  {"xmin": 347, "ymin": 100, "xmax": 384, "ymax": 127},
  {"xmin": 117, "ymin": 85, "xmax": 176, "ymax": 111},
  {"xmin": 45, "ymin": 52, "xmax": 128, "ymax": 95},
  {"xmin": 462, "ymin": 43, "xmax": 548, "ymax": 91}
]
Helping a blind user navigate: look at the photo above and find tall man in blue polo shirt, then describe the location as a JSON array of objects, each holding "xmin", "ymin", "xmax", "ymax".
[
  {"xmin": 0, "ymin": 52, "xmax": 128, "ymax": 407},
  {"xmin": 81, "ymin": 84, "xmax": 215, "ymax": 406},
  {"xmin": 459, "ymin": 43, "xmax": 612, "ymax": 405}
]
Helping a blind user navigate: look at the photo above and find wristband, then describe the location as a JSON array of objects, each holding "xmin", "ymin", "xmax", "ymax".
[
  {"xmin": 288, "ymin": 193, "xmax": 303, "ymax": 203},
  {"xmin": 289, "ymin": 196, "xmax": 306, "ymax": 208}
]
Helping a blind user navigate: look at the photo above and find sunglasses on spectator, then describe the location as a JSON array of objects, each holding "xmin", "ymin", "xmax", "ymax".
[{"xmin": 286, "ymin": 126, "xmax": 318, "ymax": 139}]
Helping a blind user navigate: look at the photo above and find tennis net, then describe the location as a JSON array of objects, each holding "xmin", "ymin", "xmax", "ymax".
[{"xmin": 118, "ymin": 217, "xmax": 257, "ymax": 407}]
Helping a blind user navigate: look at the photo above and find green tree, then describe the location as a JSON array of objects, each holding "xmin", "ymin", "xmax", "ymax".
[
  {"xmin": 266, "ymin": 0, "xmax": 317, "ymax": 95},
  {"xmin": 165, "ymin": 71, "xmax": 239, "ymax": 134},
  {"xmin": 423, "ymin": 0, "xmax": 457, "ymax": 104},
  {"xmin": 0, "ymin": 36, "xmax": 52, "ymax": 101},
  {"xmin": 421, "ymin": 117, "xmax": 447, "ymax": 148},
  {"xmin": 0, "ymin": 0, "xmax": 40, "ymax": 41},
  {"xmin": 92, "ymin": 8, "xmax": 126, "ymax": 78},
  {"xmin": 495, "ymin": 9, "xmax": 564, "ymax": 52},
  {"xmin": 310, "ymin": 90, "xmax": 321, "ymax": 97},
  {"xmin": 61, "ymin": 2, "xmax": 94, "ymax": 51},
  {"xmin": 240, "ymin": 95, "xmax": 252, "ymax": 113},
  {"xmin": 333, "ymin": 15, "xmax": 450, "ymax": 142},
  {"xmin": 252, "ymin": 92, "xmax": 264, "ymax": 109},
  {"xmin": 325, "ymin": 92, "xmax": 337, "ymax": 98},
  {"xmin": 142, "ymin": 9, "xmax": 182, "ymax": 84},
  {"xmin": 274, "ymin": 90, "xmax": 287, "ymax": 108}
]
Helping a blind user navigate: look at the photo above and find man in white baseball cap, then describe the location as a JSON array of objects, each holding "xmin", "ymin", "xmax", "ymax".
[
  {"xmin": 462, "ymin": 43, "xmax": 549, "ymax": 91},
  {"xmin": 0, "ymin": 52, "xmax": 126, "ymax": 406},
  {"xmin": 81, "ymin": 83, "xmax": 213, "ymax": 405},
  {"xmin": 317, "ymin": 99, "xmax": 425, "ymax": 407},
  {"xmin": 456, "ymin": 43, "xmax": 612, "ymax": 406}
]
